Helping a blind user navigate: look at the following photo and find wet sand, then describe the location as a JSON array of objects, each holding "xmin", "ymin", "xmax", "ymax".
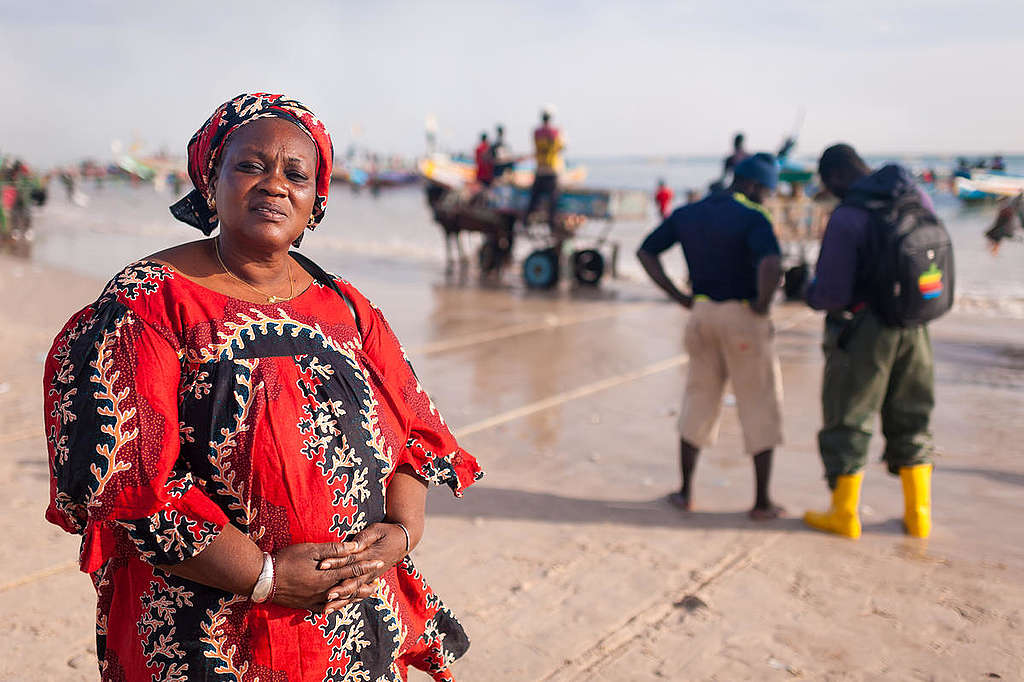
[{"xmin": 1, "ymin": 251, "xmax": 1023, "ymax": 680}]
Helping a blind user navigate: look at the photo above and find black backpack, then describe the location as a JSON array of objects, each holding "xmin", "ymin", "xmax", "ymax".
[{"xmin": 845, "ymin": 171, "xmax": 955, "ymax": 328}]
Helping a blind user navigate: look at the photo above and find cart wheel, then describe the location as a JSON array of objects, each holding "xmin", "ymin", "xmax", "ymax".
[
  {"xmin": 571, "ymin": 249, "xmax": 605, "ymax": 286},
  {"xmin": 523, "ymin": 248, "xmax": 560, "ymax": 289}
]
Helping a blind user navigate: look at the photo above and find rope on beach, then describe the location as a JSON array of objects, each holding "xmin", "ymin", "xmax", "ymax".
[
  {"xmin": 0, "ymin": 426, "xmax": 44, "ymax": 445},
  {"xmin": 409, "ymin": 303, "xmax": 651, "ymax": 356},
  {"xmin": 457, "ymin": 353, "xmax": 690, "ymax": 437},
  {"xmin": 0, "ymin": 560, "xmax": 78, "ymax": 593}
]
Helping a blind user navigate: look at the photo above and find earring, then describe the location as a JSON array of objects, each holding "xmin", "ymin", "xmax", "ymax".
[{"xmin": 207, "ymin": 195, "xmax": 216, "ymax": 212}]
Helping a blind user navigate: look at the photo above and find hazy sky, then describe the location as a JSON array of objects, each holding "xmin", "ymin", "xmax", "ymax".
[{"xmin": 3, "ymin": 0, "xmax": 1023, "ymax": 166}]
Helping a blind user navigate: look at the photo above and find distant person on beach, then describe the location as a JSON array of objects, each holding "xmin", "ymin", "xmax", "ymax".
[
  {"xmin": 655, "ymin": 178, "xmax": 674, "ymax": 218},
  {"xmin": 804, "ymin": 143, "xmax": 947, "ymax": 540},
  {"xmin": 170, "ymin": 170, "xmax": 184, "ymax": 196},
  {"xmin": 637, "ymin": 152, "xmax": 785, "ymax": 520},
  {"xmin": 475, "ymin": 130, "xmax": 494, "ymax": 186},
  {"xmin": 491, "ymin": 124, "xmax": 514, "ymax": 180},
  {"xmin": 721, "ymin": 132, "xmax": 749, "ymax": 185},
  {"xmin": 986, "ymin": 192, "xmax": 1023, "ymax": 253},
  {"xmin": 992, "ymin": 154, "xmax": 1006, "ymax": 172},
  {"xmin": 43, "ymin": 92, "xmax": 482, "ymax": 681},
  {"xmin": 59, "ymin": 169, "xmax": 75, "ymax": 200},
  {"xmin": 954, "ymin": 157, "xmax": 972, "ymax": 179},
  {"xmin": 0, "ymin": 159, "xmax": 39, "ymax": 238},
  {"xmin": 525, "ymin": 107, "xmax": 565, "ymax": 232}
]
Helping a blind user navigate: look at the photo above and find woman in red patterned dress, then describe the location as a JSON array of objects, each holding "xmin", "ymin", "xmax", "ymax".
[{"xmin": 43, "ymin": 93, "xmax": 482, "ymax": 681}]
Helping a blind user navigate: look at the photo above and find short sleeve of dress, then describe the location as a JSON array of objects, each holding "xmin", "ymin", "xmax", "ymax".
[
  {"xmin": 355, "ymin": 297, "xmax": 483, "ymax": 497},
  {"xmin": 44, "ymin": 299, "xmax": 227, "ymax": 573}
]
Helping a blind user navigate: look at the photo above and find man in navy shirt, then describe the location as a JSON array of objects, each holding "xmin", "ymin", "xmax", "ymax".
[{"xmin": 638, "ymin": 153, "xmax": 785, "ymax": 520}]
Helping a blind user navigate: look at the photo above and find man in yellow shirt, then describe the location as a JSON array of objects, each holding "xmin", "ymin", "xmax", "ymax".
[{"xmin": 525, "ymin": 108, "xmax": 565, "ymax": 231}]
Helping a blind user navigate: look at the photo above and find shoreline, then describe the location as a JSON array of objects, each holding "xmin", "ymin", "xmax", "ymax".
[{"xmin": 19, "ymin": 178, "xmax": 1024, "ymax": 314}]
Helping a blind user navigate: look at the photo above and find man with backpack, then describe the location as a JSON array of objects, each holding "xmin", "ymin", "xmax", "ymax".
[{"xmin": 803, "ymin": 144, "xmax": 954, "ymax": 540}]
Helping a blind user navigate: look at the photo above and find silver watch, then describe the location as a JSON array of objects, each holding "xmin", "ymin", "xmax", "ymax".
[{"xmin": 250, "ymin": 552, "xmax": 275, "ymax": 603}]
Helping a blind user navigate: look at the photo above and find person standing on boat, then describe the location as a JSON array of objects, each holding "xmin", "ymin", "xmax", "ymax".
[
  {"xmin": 776, "ymin": 136, "xmax": 797, "ymax": 163},
  {"xmin": 475, "ymin": 131, "xmax": 494, "ymax": 186},
  {"xmin": 720, "ymin": 132, "xmax": 750, "ymax": 186},
  {"xmin": 491, "ymin": 124, "xmax": 514, "ymax": 181},
  {"xmin": 655, "ymin": 179, "xmax": 674, "ymax": 218},
  {"xmin": 954, "ymin": 157, "xmax": 972, "ymax": 179},
  {"xmin": 637, "ymin": 153, "xmax": 785, "ymax": 520},
  {"xmin": 524, "ymin": 107, "xmax": 565, "ymax": 232},
  {"xmin": 803, "ymin": 143, "xmax": 938, "ymax": 540}
]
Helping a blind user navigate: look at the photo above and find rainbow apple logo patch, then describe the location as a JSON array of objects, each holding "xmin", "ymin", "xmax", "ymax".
[{"xmin": 918, "ymin": 263, "xmax": 943, "ymax": 300}]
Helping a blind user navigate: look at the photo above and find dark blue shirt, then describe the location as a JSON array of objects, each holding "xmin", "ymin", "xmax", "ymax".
[{"xmin": 639, "ymin": 191, "xmax": 781, "ymax": 302}]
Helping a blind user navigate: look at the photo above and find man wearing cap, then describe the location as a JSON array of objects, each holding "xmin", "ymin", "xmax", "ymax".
[{"xmin": 638, "ymin": 153, "xmax": 785, "ymax": 519}]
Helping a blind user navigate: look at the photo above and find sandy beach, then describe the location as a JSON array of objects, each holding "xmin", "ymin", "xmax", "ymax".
[{"xmin": 1, "ymin": 241, "xmax": 1022, "ymax": 681}]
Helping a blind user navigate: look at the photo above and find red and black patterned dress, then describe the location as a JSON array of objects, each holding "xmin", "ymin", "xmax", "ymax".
[{"xmin": 43, "ymin": 260, "xmax": 483, "ymax": 681}]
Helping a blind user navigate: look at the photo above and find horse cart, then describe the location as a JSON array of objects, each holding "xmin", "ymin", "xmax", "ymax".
[{"xmin": 421, "ymin": 156, "xmax": 647, "ymax": 288}]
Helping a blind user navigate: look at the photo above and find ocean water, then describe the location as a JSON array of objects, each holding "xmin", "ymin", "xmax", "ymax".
[{"xmin": 19, "ymin": 156, "xmax": 1024, "ymax": 317}]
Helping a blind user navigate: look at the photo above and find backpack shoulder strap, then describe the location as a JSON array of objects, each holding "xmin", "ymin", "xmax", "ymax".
[{"xmin": 289, "ymin": 251, "xmax": 360, "ymax": 337}]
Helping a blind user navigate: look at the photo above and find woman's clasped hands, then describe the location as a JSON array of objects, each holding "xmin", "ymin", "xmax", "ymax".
[{"xmin": 271, "ymin": 523, "xmax": 410, "ymax": 614}]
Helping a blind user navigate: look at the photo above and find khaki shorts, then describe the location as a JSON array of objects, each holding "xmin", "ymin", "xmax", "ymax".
[{"xmin": 678, "ymin": 300, "xmax": 784, "ymax": 454}]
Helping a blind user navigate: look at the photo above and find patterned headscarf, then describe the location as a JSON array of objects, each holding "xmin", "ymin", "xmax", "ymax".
[{"xmin": 169, "ymin": 93, "xmax": 334, "ymax": 235}]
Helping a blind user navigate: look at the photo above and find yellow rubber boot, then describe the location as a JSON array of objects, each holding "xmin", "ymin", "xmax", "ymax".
[
  {"xmin": 900, "ymin": 463, "xmax": 932, "ymax": 538},
  {"xmin": 803, "ymin": 473, "xmax": 863, "ymax": 539}
]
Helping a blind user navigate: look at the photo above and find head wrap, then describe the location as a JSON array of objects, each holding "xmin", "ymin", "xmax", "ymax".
[
  {"xmin": 734, "ymin": 152, "xmax": 779, "ymax": 190},
  {"xmin": 169, "ymin": 93, "xmax": 334, "ymax": 235}
]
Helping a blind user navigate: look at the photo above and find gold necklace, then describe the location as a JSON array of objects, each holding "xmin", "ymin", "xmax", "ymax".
[{"xmin": 214, "ymin": 238, "xmax": 295, "ymax": 303}]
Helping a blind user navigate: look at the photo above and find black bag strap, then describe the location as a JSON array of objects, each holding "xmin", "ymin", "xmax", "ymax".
[{"xmin": 289, "ymin": 251, "xmax": 360, "ymax": 338}]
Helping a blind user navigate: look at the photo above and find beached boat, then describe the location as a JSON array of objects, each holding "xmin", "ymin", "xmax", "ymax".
[
  {"xmin": 370, "ymin": 170, "xmax": 419, "ymax": 187},
  {"xmin": 778, "ymin": 159, "xmax": 814, "ymax": 184},
  {"xmin": 955, "ymin": 172, "xmax": 1024, "ymax": 201},
  {"xmin": 332, "ymin": 164, "xmax": 419, "ymax": 189}
]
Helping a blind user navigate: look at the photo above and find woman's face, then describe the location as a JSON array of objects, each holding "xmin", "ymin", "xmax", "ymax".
[{"xmin": 213, "ymin": 117, "xmax": 318, "ymax": 250}]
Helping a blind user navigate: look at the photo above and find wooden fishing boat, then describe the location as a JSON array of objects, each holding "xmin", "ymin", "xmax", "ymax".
[
  {"xmin": 955, "ymin": 172, "xmax": 1024, "ymax": 201},
  {"xmin": 778, "ymin": 159, "xmax": 814, "ymax": 184}
]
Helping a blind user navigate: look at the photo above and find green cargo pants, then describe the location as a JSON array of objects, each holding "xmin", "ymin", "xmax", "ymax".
[{"xmin": 818, "ymin": 310, "xmax": 934, "ymax": 487}]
